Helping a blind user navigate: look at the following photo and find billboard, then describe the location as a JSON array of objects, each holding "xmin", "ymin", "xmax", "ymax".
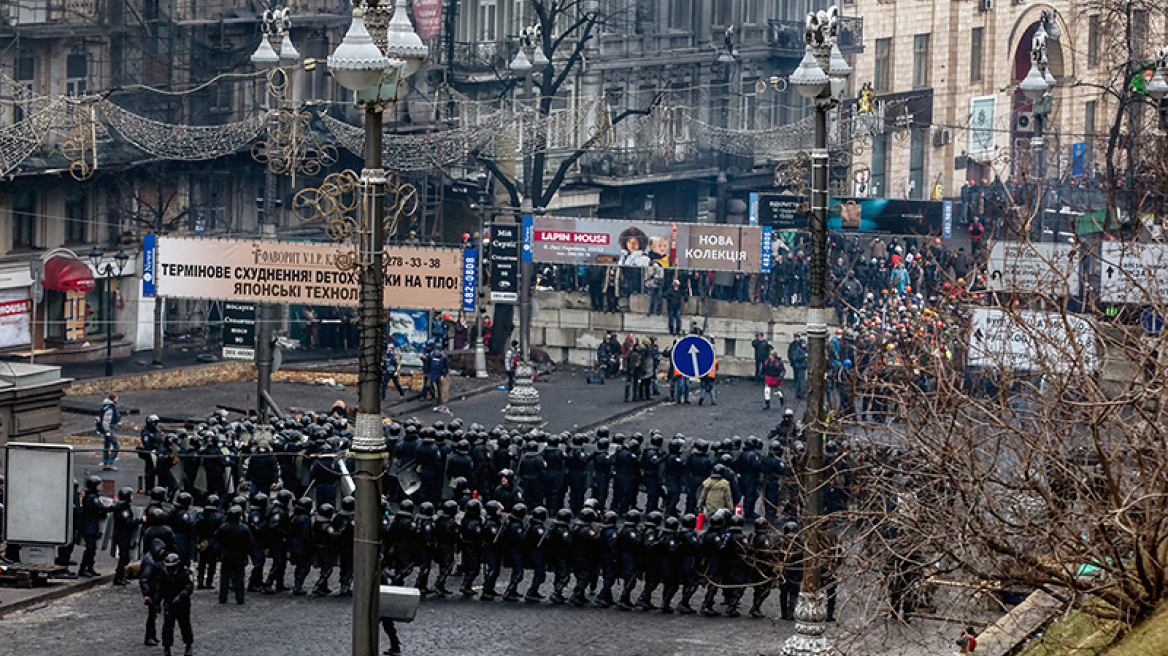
[
  {"xmin": 386, "ymin": 309, "xmax": 429, "ymax": 367},
  {"xmin": 751, "ymin": 194, "xmax": 809, "ymax": 230},
  {"xmin": 526, "ymin": 216, "xmax": 765, "ymax": 273},
  {"xmin": 968, "ymin": 308, "xmax": 1097, "ymax": 373},
  {"xmin": 222, "ymin": 302, "xmax": 256, "ymax": 360},
  {"xmin": 4, "ymin": 443, "xmax": 73, "ymax": 546},
  {"xmin": 490, "ymin": 223, "xmax": 521, "ymax": 303},
  {"xmin": 412, "ymin": 0, "xmax": 442, "ymax": 39},
  {"xmin": 0, "ymin": 289, "xmax": 30, "ymax": 349},
  {"xmin": 156, "ymin": 237, "xmax": 462, "ymax": 310},
  {"xmin": 1099, "ymin": 242, "xmax": 1168, "ymax": 304},
  {"xmin": 986, "ymin": 241, "xmax": 1080, "ymax": 297}
]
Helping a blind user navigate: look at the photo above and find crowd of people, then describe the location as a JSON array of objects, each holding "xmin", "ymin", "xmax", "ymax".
[{"xmin": 7, "ymin": 404, "xmax": 877, "ymax": 656}]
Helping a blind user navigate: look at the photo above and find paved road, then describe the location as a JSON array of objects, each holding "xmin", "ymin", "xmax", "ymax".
[{"xmin": 1, "ymin": 575, "xmax": 797, "ymax": 656}]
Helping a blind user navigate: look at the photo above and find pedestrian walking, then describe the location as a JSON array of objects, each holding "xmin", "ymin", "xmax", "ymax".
[
  {"xmin": 98, "ymin": 393, "xmax": 121, "ymax": 471},
  {"xmin": 762, "ymin": 351, "xmax": 786, "ymax": 410},
  {"xmin": 382, "ymin": 343, "xmax": 405, "ymax": 400},
  {"xmin": 505, "ymin": 340, "xmax": 521, "ymax": 390},
  {"xmin": 697, "ymin": 356, "xmax": 717, "ymax": 406},
  {"xmin": 157, "ymin": 553, "xmax": 195, "ymax": 656}
]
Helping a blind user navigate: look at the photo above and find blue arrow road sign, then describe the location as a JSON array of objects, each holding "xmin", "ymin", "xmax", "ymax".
[
  {"xmin": 672, "ymin": 335, "xmax": 716, "ymax": 378},
  {"xmin": 1141, "ymin": 307, "xmax": 1164, "ymax": 334}
]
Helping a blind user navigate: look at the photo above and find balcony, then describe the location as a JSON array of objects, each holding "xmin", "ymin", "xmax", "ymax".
[
  {"xmin": 579, "ymin": 146, "xmax": 720, "ymax": 185},
  {"xmin": 440, "ymin": 41, "xmax": 519, "ymax": 78},
  {"xmin": 768, "ymin": 16, "xmax": 863, "ymax": 59}
]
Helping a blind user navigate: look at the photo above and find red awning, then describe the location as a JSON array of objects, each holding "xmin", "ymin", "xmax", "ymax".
[{"xmin": 43, "ymin": 254, "xmax": 96, "ymax": 293}]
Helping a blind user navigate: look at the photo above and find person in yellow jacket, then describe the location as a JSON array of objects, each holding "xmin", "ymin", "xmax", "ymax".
[
  {"xmin": 697, "ymin": 357, "xmax": 718, "ymax": 405},
  {"xmin": 697, "ymin": 465, "xmax": 734, "ymax": 514}
]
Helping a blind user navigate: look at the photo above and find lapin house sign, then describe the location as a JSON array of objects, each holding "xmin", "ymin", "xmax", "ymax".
[
  {"xmin": 154, "ymin": 237, "xmax": 463, "ymax": 309},
  {"xmin": 526, "ymin": 217, "xmax": 766, "ymax": 273}
]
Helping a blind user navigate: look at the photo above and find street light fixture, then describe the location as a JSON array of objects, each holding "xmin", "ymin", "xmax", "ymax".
[
  {"xmin": 328, "ymin": 2, "xmax": 425, "ymax": 655},
  {"xmin": 87, "ymin": 246, "xmax": 129, "ymax": 377},
  {"xmin": 1147, "ymin": 48, "xmax": 1168, "ymax": 101},
  {"xmin": 782, "ymin": 7, "xmax": 849, "ymax": 656}
]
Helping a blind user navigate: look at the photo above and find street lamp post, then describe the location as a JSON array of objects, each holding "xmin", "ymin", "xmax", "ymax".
[
  {"xmin": 88, "ymin": 246, "xmax": 130, "ymax": 377},
  {"xmin": 327, "ymin": 1, "xmax": 426, "ymax": 654},
  {"xmin": 473, "ymin": 169, "xmax": 491, "ymax": 378},
  {"xmin": 509, "ymin": 28, "xmax": 540, "ymax": 360},
  {"xmin": 783, "ymin": 8, "xmax": 850, "ymax": 656},
  {"xmin": 1019, "ymin": 13, "xmax": 1057, "ymax": 240},
  {"xmin": 1147, "ymin": 48, "xmax": 1168, "ymax": 128},
  {"xmin": 252, "ymin": 7, "xmax": 300, "ymax": 418}
]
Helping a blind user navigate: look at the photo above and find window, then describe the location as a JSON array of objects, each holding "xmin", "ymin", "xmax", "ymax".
[
  {"xmin": 1085, "ymin": 100, "xmax": 1097, "ymax": 163},
  {"xmin": 66, "ymin": 53, "xmax": 87, "ymax": 96},
  {"xmin": 909, "ymin": 129, "xmax": 925, "ymax": 199},
  {"xmin": 477, "ymin": 0, "xmax": 497, "ymax": 41},
  {"xmin": 12, "ymin": 191, "xmax": 35, "ymax": 250},
  {"xmin": 668, "ymin": 0, "xmax": 691, "ymax": 29},
  {"xmin": 743, "ymin": 0, "xmax": 760, "ymax": 25},
  {"xmin": 874, "ymin": 38, "xmax": 892, "ymax": 92},
  {"xmin": 13, "ymin": 55, "xmax": 34, "ymax": 122},
  {"xmin": 970, "ymin": 28, "xmax": 983, "ymax": 83},
  {"xmin": 913, "ymin": 34, "xmax": 930, "ymax": 88},
  {"xmin": 713, "ymin": 0, "xmax": 730, "ymax": 27},
  {"xmin": 741, "ymin": 79, "xmax": 758, "ymax": 129},
  {"xmin": 1132, "ymin": 11, "xmax": 1148, "ymax": 58},
  {"xmin": 65, "ymin": 191, "xmax": 86, "ymax": 244},
  {"xmin": 871, "ymin": 133, "xmax": 888, "ymax": 198},
  {"xmin": 1087, "ymin": 15, "xmax": 1100, "ymax": 67}
]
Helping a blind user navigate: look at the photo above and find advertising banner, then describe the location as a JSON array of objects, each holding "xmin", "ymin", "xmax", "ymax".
[
  {"xmin": 526, "ymin": 216, "xmax": 764, "ymax": 273},
  {"xmin": 386, "ymin": 309, "xmax": 430, "ymax": 367},
  {"xmin": 490, "ymin": 223, "xmax": 521, "ymax": 303},
  {"xmin": 222, "ymin": 302, "xmax": 256, "ymax": 360},
  {"xmin": 156, "ymin": 237, "xmax": 462, "ymax": 310},
  {"xmin": 142, "ymin": 233, "xmax": 156, "ymax": 298},
  {"xmin": 0, "ymin": 289, "xmax": 30, "ymax": 349},
  {"xmin": 461, "ymin": 248, "xmax": 477, "ymax": 314},
  {"xmin": 752, "ymin": 194, "xmax": 809, "ymax": 230},
  {"xmin": 412, "ymin": 0, "xmax": 442, "ymax": 39}
]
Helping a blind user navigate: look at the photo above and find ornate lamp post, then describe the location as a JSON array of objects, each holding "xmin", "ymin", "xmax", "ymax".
[
  {"xmin": 327, "ymin": 2, "xmax": 425, "ymax": 654},
  {"xmin": 1019, "ymin": 14, "xmax": 1056, "ymax": 239},
  {"xmin": 783, "ymin": 7, "xmax": 850, "ymax": 656},
  {"xmin": 87, "ymin": 246, "xmax": 130, "ymax": 377}
]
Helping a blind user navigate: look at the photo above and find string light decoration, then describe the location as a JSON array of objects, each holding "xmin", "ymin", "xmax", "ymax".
[
  {"xmin": 99, "ymin": 99, "xmax": 267, "ymax": 161},
  {"xmin": 62, "ymin": 102, "xmax": 99, "ymax": 180},
  {"xmin": 252, "ymin": 108, "xmax": 338, "ymax": 180},
  {"xmin": 0, "ymin": 98, "xmax": 65, "ymax": 178},
  {"xmin": 293, "ymin": 169, "xmax": 418, "ymax": 268},
  {"xmin": 321, "ymin": 111, "xmax": 505, "ymax": 171}
]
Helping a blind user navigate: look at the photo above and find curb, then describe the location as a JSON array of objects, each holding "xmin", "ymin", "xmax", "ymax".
[
  {"xmin": 0, "ymin": 572, "xmax": 116, "ymax": 619},
  {"xmin": 576, "ymin": 395, "xmax": 671, "ymax": 434},
  {"xmin": 386, "ymin": 379, "xmax": 505, "ymax": 419}
]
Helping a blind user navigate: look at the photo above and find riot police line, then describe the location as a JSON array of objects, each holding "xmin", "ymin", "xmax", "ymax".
[{"xmin": 42, "ymin": 405, "xmax": 840, "ymax": 654}]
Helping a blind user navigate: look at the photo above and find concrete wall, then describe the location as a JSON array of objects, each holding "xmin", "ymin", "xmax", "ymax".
[{"xmin": 529, "ymin": 291, "xmax": 834, "ymax": 377}]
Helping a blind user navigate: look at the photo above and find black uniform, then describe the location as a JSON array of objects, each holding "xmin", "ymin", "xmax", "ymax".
[
  {"xmin": 193, "ymin": 507, "xmax": 223, "ymax": 589},
  {"xmin": 289, "ymin": 508, "xmax": 314, "ymax": 594},
  {"xmin": 596, "ymin": 523, "xmax": 619, "ymax": 606},
  {"xmin": 172, "ymin": 505, "xmax": 196, "ymax": 566},
  {"xmin": 433, "ymin": 512, "xmax": 459, "ymax": 595},
  {"xmin": 637, "ymin": 524, "xmax": 664, "ymax": 609},
  {"xmin": 78, "ymin": 491, "xmax": 109, "ymax": 576},
  {"xmin": 684, "ymin": 452, "xmax": 713, "ymax": 514},
  {"xmin": 246, "ymin": 504, "xmax": 269, "ymax": 590},
  {"xmin": 265, "ymin": 503, "xmax": 291, "ymax": 592},
  {"xmin": 214, "ymin": 518, "xmax": 253, "ymax": 604},
  {"xmin": 545, "ymin": 519, "xmax": 573, "ymax": 603},
  {"xmin": 640, "ymin": 447, "xmax": 664, "ymax": 512},
  {"xmin": 517, "ymin": 451, "xmax": 545, "ymax": 509},
  {"xmin": 111, "ymin": 499, "xmax": 140, "ymax": 584},
  {"xmin": 736, "ymin": 449, "xmax": 763, "ymax": 521},
  {"xmin": 334, "ymin": 510, "xmax": 355, "ymax": 595},
  {"xmin": 502, "ymin": 514, "xmax": 527, "ymax": 599},
  {"xmin": 613, "ymin": 448, "xmax": 640, "ymax": 515},
  {"xmin": 699, "ymin": 528, "xmax": 728, "ymax": 615},
  {"xmin": 480, "ymin": 510, "xmax": 503, "ymax": 599},
  {"xmin": 523, "ymin": 519, "xmax": 548, "ymax": 601},
  {"xmin": 541, "ymin": 447, "xmax": 566, "ymax": 512},
  {"xmin": 412, "ymin": 513, "xmax": 435, "ymax": 593},
  {"xmin": 659, "ymin": 528, "xmax": 682, "ymax": 612},
  {"xmin": 616, "ymin": 522, "xmax": 641, "ymax": 609},
  {"xmin": 677, "ymin": 525, "xmax": 701, "ymax": 613},
  {"xmin": 663, "ymin": 451, "xmax": 686, "ymax": 516},
  {"xmin": 565, "ymin": 446, "xmax": 590, "ymax": 514},
  {"xmin": 569, "ymin": 520, "xmax": 600, "ymax": 605},
  {"xmin": 311, "ymin": 512, "xmax": 338, "ymax": 595},
  {"xmin": 457, "ymin": 509, "xmax": 483, "ymax": 596},
  {"xmin": 590, "ymin": 448, "xmax": 614, "ymax": 511},
  {"xmin": 416, "ymin": 439, "xmax": 443, "ymax": 503},
  {"xmin": 157, "ymin": 561, "xmax": 195, "ymax": 650},
  {"xmin": 139, "ymin": 539, "xmax": 167, "ymax": 645}
]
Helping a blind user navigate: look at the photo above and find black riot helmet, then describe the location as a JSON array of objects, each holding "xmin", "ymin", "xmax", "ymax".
[
  {"xmin": 709, "ymin": 508, "xmax": 731, "ymax": 530},
  {"xmin": 295, "ymin": 497, "xmax": 314, "ymax": 513},
  {"xmin": 485, "ymin": 500, "xmax": 504, "ymax": 517},
  {"xmin": 84, "ymin": 476, "xmax": 102, "ymax": 492},
  {"xmin": 602, "ymin": 511, "xmax": 618, "ymax": 526},
  {"xmin": 175, "ymin": 492, "xmax": 193, "ymax": 509},
  {"xmin": 205, "ymin": 494, "xmax": 221, "ymax": 508},
  {"xmin": 275, "ymin": 490, "xmax": 294, "ymax": 506},
  {"xmin": 117, "ymin": 487, "xmax": 134, "ymax": 502},
  {"xmin": 397, "ymin": 499, "xmax": 416, "ymax": 517},
  {"xmin": 681, "ymin": 513, "xmax": 698, "ymax": 530},
  {"xmin": 317, "ymin": 504, "xmax": 336, "ymax": 520},
  {"xmin": 595, "ymin": 426, "xmax": 610, "ymax": 439},
  {"xmin": 625, "ymin": 509, "xmax": 642, "ymax": 525},
  {"xmin": 531, "ymin": 506, "xmax": 548, "ymax": 523},
  {"xmin": 663, "ymin": 517, "xmax": 680, "ymax": 533},
  {"xmin": 646, "ymin": 511, "xmax": 664, "ymax": 527},
  {"xmin": 669, "ymin": 439, "xmax": 684, "ymax": 453},
  {"xmin": 440, "ymin": 500, "xmax": 459, "ymax": 517},
  {"xmin": 465, "ymin": 498, "xmax": 483, "ymax": 517},
  {"xmin": 226, "ymin": 505, "xmax": 244, "ymax": 522},
  {"xmin": 554, "ymin": 509, "xmax": 573, "ymax": 526},
  {"xmin": 510, "ymin": 503, "xmax": 528, "ymax": 520},
  {"xmin": 146, "ymin": 414, "xmax": 161, "ymax": 428},
  {"xmin": 578, "ymin": 508, "xmax": 598, "ymax": 523},
  {"xmin": 163, "ymin": 552, "xmax": 182, "ymax": 574},
  {"xmin": 418, "ymin": 502, "xmax": 435, "ymax": 518},
  {"xmin": 146, "ymin": 506, "xmax": 168, "ymax": 525},
  {"xmin": 340, "ymin": 496, "xmax": 356, "ymax": 514},
  {"xmin": 650, "ymin": 434, "xmax": 664, "ymax": 448},
  {"xmin": 250, "ymin": 493, "xmax": 269, "ymax": 510}
]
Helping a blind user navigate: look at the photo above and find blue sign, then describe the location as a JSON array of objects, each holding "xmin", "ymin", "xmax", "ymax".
[
  {"xmin": 142, "ymin": 233, "xmax": 157, "ymax": 298},
  {"xmin": 1071, "ymin": 142, "xmax": 1085, "ymax": 177},
  {"xmin": 671, "ymin": 335, "xmax": 716, "ymax": 378},
  {"xmin": 461, "ymin": 248, "xmax": 477, "ymax": 314},
  {"xmin": 749, "ymin": 192, "xmax": 759, "ymax": 226},
  {"xmin": 1141, "ymin": 307, "xmax": 1164, "ymax": 334},
  {"xmin": 942, "ymin": 201, "xmax": 953, "ymax": 240},
  {"xmin": 761, "ymin": 227, "xmax": 773, "ymax": 273},
  {"xmin": 521, "ymin": 214, "xmax": 533, "ymax": 263}
]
